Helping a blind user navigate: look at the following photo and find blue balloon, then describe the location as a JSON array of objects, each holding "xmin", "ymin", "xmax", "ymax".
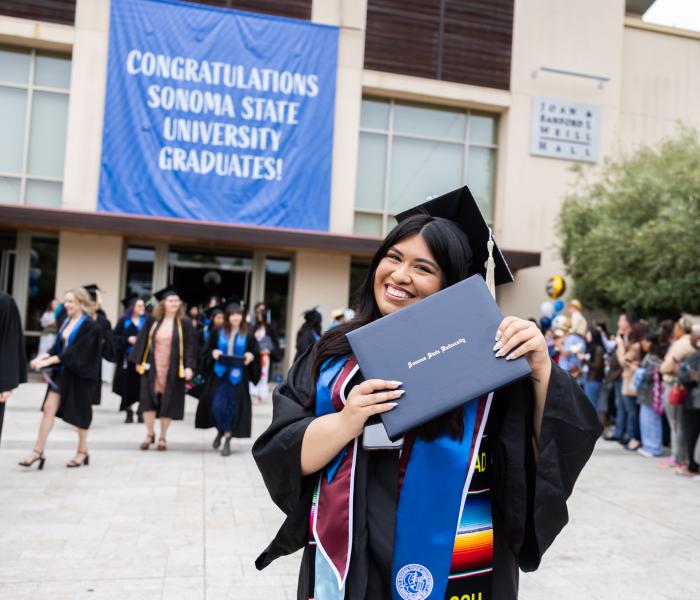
[
  {"xmin": 554, "ymin": 299, "xmax": 565, "ymax": 312},
  {"xmin": 539, "ymin": 316, "xmax": 552, "ymax": 330}
]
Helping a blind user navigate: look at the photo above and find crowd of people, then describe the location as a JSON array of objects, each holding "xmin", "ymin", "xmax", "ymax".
[
  {"xmin": 547, "ymin": 301, "xmax": 700, "ymax": 480},
  {"xmin": 3, "ymin": 282, "xmax": 700, "ymax": 482},
  {"xmin": 2, "ymin": 285, "xmax": 294, "ymax": 468}
]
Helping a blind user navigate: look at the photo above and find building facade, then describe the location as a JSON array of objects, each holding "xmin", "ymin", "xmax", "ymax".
[{"xmin": 1, "ymin": 0, "xmax": 699, "ymax": 366}]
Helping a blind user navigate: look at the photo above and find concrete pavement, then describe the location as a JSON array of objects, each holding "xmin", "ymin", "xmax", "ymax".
[{"xmin": 0, "ymin": 383, "xmax": 698, "ymax": 600}]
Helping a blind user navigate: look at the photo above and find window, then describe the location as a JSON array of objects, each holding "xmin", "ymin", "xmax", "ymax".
[
  {"xmin": 0, "ymin": 46, "xmax": 71, "ymax": 207},
  {"xmin": 354, "ymin": 97, "xmax": 497, "ymax": 237}
]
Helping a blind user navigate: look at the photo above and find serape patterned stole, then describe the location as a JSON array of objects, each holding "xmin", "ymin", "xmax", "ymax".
[{"xmin": 308, "ymin": 357, "xmax": 494, "ymax": 600}]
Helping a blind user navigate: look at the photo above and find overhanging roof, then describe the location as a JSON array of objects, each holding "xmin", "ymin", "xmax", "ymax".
[{"xmin": 0, "ymin": 205, "xmax": 540, "ymax": 270}]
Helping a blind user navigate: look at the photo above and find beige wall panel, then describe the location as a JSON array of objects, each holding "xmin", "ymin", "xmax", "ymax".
[
  {"xmin": 287, "ymin": 251, "xmax": 350, "ymax": 368},
  {"xmin": 55, "ymin": 232, "xmax": 123, "ymax": 324},
  {"xmin": 313, "ymin": 0, "xmax": 369, "ymax": 235},
  {"xmin": 62, "ymin": 0, "xmax": 110, "ymax": 212},
  {"xmin": 495, "ymin": 0, "xmax": 626, "ymax": 318},
  {"xmin": 0, "ymin": 15, "xmax": 74, "ymax": 51},
  {"xmin": 619, "ymin": 26, "xmax": 700, "ymax": 150}
]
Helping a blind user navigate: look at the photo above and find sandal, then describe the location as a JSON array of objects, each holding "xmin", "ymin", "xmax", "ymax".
[
  {"xmin": 66, "ymin": 451, "xmax": 90, "ymax": 468},
  {"xmin": 18, "ymin": 449, "xmax": 45, "ymax": 470},
  {"xmin": 140, "ymin": 433, "xmax": 155, "ymax": 451},
  {"xmin": 157, "ymin": 437, "xmax": 167, "ymax": 451}
]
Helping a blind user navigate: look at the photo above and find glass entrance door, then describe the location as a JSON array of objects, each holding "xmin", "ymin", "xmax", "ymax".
[{"xmin": 168, "ymin": 248, "xmax": 253, "ymax": 309}]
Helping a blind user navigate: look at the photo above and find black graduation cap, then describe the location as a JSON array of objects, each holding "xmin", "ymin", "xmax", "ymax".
[
  {"xmin": 395, "ymin": 186, "xmax": 513, "ymax": 290},
  {"xmin": 83, "ymin": 284, "xmax": 102, "ymax": 301},
  {"xmin": 205, "ymin": 305, "xmax": 224, "ymax": 319},
  {"xmin": 121, "ymin": 292, "xmax": 139, "ymax": 310},
  {"xmin": 224, "ymin": 302, "xmax": 244, "ymax": 313},
  {"xmin": 153, "ymin": 285, "xmax": 180, "ymax": 302}
]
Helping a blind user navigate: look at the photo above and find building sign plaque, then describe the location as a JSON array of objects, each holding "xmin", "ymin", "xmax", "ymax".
[{"xmin": 530, "ymin": 96, "xmax": 600, "ymax": 163}]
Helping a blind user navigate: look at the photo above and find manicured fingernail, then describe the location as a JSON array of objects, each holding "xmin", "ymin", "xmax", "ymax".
[
  {"xmin": 493, "ymin": 341, "xmax": 502, "ymax": 351},
  {"xmin": 387, "ymin": 402, "xmax": 398, "ymax": 408},
  {"xmin": 495, "ymin": 349, "xmax": 505, "ymax": 358},
  {"xmin": 393, "ymin": 390, "xmax": 405, "ymax": 397},
  {"xmin": 495, "ymin": 331, "xmax": 502, "ymax": 341},
  {"xmin": 506, "ymin": 353, "xmax": 516, "ymax": 361},
  {"xmin": 389, "ymin": 381, "xmax": 403, "ymax": 386}
]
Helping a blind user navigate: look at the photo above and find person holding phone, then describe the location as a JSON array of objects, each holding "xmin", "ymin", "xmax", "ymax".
[{"xmin": 253, "ymin": 188, "xmax": 600, "ymax": 600}]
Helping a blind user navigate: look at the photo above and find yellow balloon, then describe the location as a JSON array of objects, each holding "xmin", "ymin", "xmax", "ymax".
[{"xmin": 546, "ymin": 275, "xmax": 566, "ymax": 300}]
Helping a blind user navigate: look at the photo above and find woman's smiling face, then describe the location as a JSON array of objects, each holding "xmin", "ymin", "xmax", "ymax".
[{"xmin": 373, "ymin": 234, "xmax": 443, "ymax": 317}]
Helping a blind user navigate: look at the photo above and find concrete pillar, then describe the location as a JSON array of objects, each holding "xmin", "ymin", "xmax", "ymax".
[
  {"xmin": 287, "ymin": 251, "xmax": 351, "ymax": 369},
  {"xmin": 61, "ymin": 0, "xmax": 110, "ymax": 212},
  {"xmin": 312, "ymin": 0, "xmax": 367, "ymax": 234},
  {"xmin": 54, "ymin": 231, "xmax": 123, "ymax": 324}
]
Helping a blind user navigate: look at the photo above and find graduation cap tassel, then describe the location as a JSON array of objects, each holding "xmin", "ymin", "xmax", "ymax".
[{"xmin": 485, "ymin": 228, "xmax": 496, "ymax": 299}]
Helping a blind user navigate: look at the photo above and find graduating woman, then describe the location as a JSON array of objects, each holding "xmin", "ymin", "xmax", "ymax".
[
  {"xmin": 19, "ymin": 287, "xmax": 102, "ymax": 469},
  {"xmin": 112, "ymin": 295, "xmax": 147, "ymax": 423},
  {"xmin": 195, "ymin": 303, "xmax": 261, "ymax": 456},
  {"xmin": 130, "ymin": 287, "xmax": 196, "ymax": 451},
  {"xmin": 253, "ymin": 187, "xmax": 601, "ymax": 600}
]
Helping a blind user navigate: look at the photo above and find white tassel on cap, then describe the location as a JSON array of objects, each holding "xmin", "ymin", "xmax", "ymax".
[{"xmin": 485, "ymin": 227, "xmax": 496, "ymax": 299}]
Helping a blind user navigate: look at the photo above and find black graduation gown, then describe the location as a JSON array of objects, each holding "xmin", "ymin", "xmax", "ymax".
[
  {"xmin": 0, "ymin": 292, "xmax": 27, "ymax": 442},
  {"xmin": 252, "ymin": 348, "xmax": 602, "ymax": 599},
  {"xmin": 44, "ymin": 317, "xmax": 102, "ymax": 430},
  {"xmin": 91, "ymin": 309, "xmax": 115, "ymax": 406},
  {"xmin": 111, "ymin": 316, "xmax": 142, "ymax": 410},
  {"xmin": 194, "ymin": 329, "xmax": 261, "ymax": 437},
  {"xmin": 294, "ymin": 327, "xmax": 319, "ymax": 363},
  {"xmin": 129, "ymin": 316, "xmax": 196, "ymax": 420},
  {"xmin": 0, "ymin": 292, "xmax": 27, "ymax": 394}
]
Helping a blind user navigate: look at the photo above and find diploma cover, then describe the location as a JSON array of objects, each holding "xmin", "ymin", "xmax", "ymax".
[{"xmin": 346, "ymin": 275, "xmax": 532, "ymax": 439}]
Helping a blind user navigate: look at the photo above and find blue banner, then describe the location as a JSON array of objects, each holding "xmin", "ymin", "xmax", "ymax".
[{"xmin": 98, "ymin": 0, "xmax": 338, "ymax": 231}]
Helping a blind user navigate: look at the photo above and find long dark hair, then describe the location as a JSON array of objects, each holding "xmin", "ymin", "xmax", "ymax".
[
  {"xmin": 311, "ymin": 214, "xmax": 473, "ymax": 440},
  {"xmin": 588, "ymin": 327, "xmax": 604, "ymax": 352}
]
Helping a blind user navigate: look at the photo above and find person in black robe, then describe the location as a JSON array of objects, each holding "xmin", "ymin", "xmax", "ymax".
[
  {"xmin": 0, "ymin": 291, "xmax": 27, "ymax": 446},
  {"xmin": 129, "ymin": 287, "xmax": 196, "ymax": 451},
  {"xmin": 253, "ymin": 189, "xmax": 601, "ymax": 599},
  {"xmin": 112, "ymin": 294, "xmax": 147, "ymax": 423},
  {"xmin": 19, "ymin": 287, "xmax": 102, "ymax": 469},
  {"xmin": 195, "ymin": 303, "xmax": 261, "ymax": 455},
  {"xmin": 250, "ymin": 301, "xmax": 283, "ymax": 403},
  {"xmin": 295, "ymin": 307, "xmax": 322, "ymax": 362}
]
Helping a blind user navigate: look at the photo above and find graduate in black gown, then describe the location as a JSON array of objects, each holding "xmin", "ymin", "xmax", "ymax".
[
  {"xmin": 195, "ymin": 303, "xmax": 261, "ymax": 455},
  {"xmin": 19, "ymin": 287, "xmax": 102, "ymax": 469},
  {"xmin": 253, "ymin": 187, "xmax": 601, "ymax": 600},
  {"xmin": 83, "ymin": 284, "xmax": 116, "ymax": 406},
  {"xmin": 295, "ymin": 307, "xmax": 322, "ymax": 362},
  {"xmin": 130, "ymin": 287, "xmax": 196, "ymax": 451},
  {"xmin": 112, "ymin": 294, "xmax": 147, "ymax": 423},
  {"xmin": 0, "ymin": 292, "xmax": 27, "ymax": 446}
]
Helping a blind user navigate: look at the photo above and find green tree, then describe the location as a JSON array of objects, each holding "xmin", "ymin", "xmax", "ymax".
[{"xmin": 558, "ymin": 127, "xmax": 700, "ymax": 317}]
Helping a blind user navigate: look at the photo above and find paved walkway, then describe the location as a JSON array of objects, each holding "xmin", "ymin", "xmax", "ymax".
[{"xmin": 0, "ymin": 383, "xmax": 698, "ymax": 600}]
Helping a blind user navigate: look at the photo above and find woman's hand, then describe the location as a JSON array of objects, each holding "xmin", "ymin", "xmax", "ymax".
[
  {"xmin": 495, "ymin": 317, "xmax": 551, "ymax": 381},
  {"xmin": 127, "ymin": 335, "xmax": 137, "ymax": 345},
  {"xmin": 340, "ymin": 379, "xmax": 403, "ymax": 439},
  {"xmin": 184, "ymin": 367, "xmax": 193, "ymax": 381},
  {"xmin": 212, "ymin": 349, "xmax": 222, "ymax": 360},
  {"xmin": 243, "ymin": 352, "xmax": 254, "ymax": 366}
]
